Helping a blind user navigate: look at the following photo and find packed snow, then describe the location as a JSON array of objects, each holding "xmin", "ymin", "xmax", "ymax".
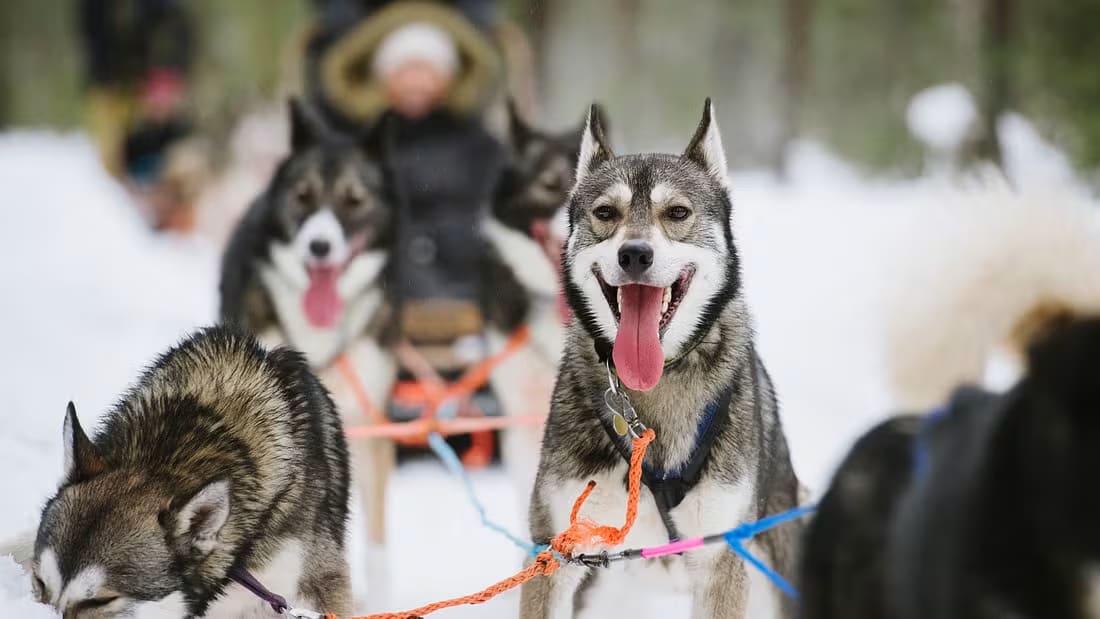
[{"xmin": 0, "ymin": 103, "xmax": 1095, "ymax": 617}]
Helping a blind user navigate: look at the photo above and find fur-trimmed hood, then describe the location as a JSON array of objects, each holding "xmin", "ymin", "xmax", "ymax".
[{"xmin": 317, "ymin": 1, "xmax": 502, "ymax": 125}]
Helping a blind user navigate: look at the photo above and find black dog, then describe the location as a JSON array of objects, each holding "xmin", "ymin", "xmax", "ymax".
[{"xmin": 802, "ymin": 318, "xmax": 1100, "ymax": 619}]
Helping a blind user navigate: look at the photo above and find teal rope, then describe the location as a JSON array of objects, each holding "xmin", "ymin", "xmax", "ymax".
[{"xmin": 426, "ymin": 432, "xmax": 545, "ymax": 557}]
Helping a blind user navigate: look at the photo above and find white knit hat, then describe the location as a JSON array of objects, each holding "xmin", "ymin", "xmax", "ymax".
[{"xmin": 371, "ymin": 22, "xmax": 460, "ymax": 80}]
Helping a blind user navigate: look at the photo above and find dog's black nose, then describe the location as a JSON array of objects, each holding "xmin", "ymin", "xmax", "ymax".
[
  {"xmin": 618, "ymin": 240, "xmax": 654, "ymax": 277},
  {"xmin": 309, "ymin": 239, "xmax": 331, "ymax": 259}
]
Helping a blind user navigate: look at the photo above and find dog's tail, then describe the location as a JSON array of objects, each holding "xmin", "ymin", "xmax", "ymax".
[{"xmin": 0, "ymin": 528, "xmax": 35, "ymax": 569}]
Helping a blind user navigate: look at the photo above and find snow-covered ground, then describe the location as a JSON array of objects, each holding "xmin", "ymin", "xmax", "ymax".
[{"xmin": 0, "ymin": 104, "xmax": 1094, "ymax": 617}]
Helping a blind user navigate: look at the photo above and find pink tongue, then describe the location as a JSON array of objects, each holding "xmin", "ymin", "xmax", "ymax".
[
  {"xmin": 303, "ymin": 266, "xmax": 343, "ymax": 328},
  {"xmin": 613, "ymin": 284, "xmax": 665, "ymax": 391}
]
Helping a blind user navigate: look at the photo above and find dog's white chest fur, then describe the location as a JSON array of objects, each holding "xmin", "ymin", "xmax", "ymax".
[
  {"xmin": 259, "ymin": 244, "xmax": 385, "ymax": 366},
  {"xmin": 203, "ymin": 540, "xmax": 305, "ymax": 618},
  {"xmin": 548, "ymin": 469, "xmax": 778, "ymax": 614},
  {"xmin": 123, "ymin": 541, "xmax": 306, "ymax": 618}
]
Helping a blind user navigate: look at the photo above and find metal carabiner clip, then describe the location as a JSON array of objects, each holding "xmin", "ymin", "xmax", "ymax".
[{"xmin": 285, "ymin": 608, "xmax": 324, "ymax": 619}]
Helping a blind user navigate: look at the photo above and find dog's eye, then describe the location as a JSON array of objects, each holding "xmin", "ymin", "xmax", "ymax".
[
  {"xmin": 341, "ymin": 192, "xmax": 363, "ymax": 210},
  {"xmin": 666, "ymin": 205, "xmax": 692, "ymax": 221},
  {"xmin": 294, "ymin": 184, "xmax": 313, "ymax": 203},
  {"xmin": 592, "ymin": 205, "xmax": 618, "ymax": 222},
  {"xmin": 76, "ymin": 595, "xmax": 119, "ymax": 610}
]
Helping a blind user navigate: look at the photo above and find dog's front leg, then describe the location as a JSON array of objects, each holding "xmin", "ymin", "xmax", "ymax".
[
  {"xmin": 521, "ymin": 490, "xmax": 590, "ymax": 619},
  {"xmin": 689, "ymin": 547, "xmax": 750, "ymax": 619},
  {"xmin": 519, "ymin": 562, "xmax": 588, "ymax": 619},
  {"xmin": 319, "ymin": 339, "xmax": 396, "ymax": 611}
]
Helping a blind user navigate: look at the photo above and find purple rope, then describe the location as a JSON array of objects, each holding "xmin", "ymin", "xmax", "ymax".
[{"xmin": 229, "ymin": 567, "xmax": 289, "ymax": 613}]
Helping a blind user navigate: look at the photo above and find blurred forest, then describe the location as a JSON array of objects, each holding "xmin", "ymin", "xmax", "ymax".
[{"xmin": 1, "ymin": 0, "xmax": 1097, "ymax": 174}]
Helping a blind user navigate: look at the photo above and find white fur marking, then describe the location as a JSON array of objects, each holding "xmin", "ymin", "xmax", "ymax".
[
  {"xmin": 694, "ymin": 106, "xmax": 729, "ymax": 187},
  {"xmin": 204, "ymin": 539, "xmax": 306, "ymax": 617},
  {"xmin": 482, "ymin": 219, "xmax": 559, "ymax": 297},
  {"xmin": 568, "ymin": 223, "xmax": 725, "ymax": 360},
  {"xmin": 593, "ymin": 182, "xmax": 632, "ymax": 209},
  {"xmin": 38, "ymin": 548, "xmax": 62, "ymax": 607},
  {"xmin": 268, "ymin": 241, "xmax": 309, "ymax": 289},
  {"xmin": 575, "ymin": 111, "xmax": 609, "ymax": 186},
  {"xmin": 132, "ymin": 591, "xmax": 188, "ymax": 618},
  {"xmin": 58, "ymin": 563, "xmax": 106, "ymax": 611},
  {"xmin": 61, "ymin": 415, "xmax": 74, "ymax": 480},
  {"xmin": 337, "ymin": 250, "xmax": 387, "ymax": 299},
  {"xmin": 551, "ymin": 206, "xmax": 569, "ymax": 240},
  {"xmin": 294, "ymin": 209, "xmax": 349, "ymax": 265},
  {"xmin": 649, "ymin": 183, "xmax": 686, "ymax": 207},
  {"xmin": 260, "ymin": 245, "xmax": 386, "ymax": 367}
]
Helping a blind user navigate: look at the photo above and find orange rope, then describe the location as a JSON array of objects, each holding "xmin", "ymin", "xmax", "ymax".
[
  {"xmin": 344, "ymin": 413, "xmax": 545, "ymax": 439},
  {"xmin": 335, "ymin": 326, "xmax": 533, "ymax": 446},
  {"xmin": 330, "ymin": 429, "xmax": 656, "ymax": 619},
  {"xmin": 335, "ymin": 355, "xmax": 388, "ymax": 425}
]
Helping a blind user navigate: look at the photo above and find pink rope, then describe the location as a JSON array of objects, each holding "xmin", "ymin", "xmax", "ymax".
[{"xmin": 640, "ymin": 536, "xmax": 706, "ymax": 559}]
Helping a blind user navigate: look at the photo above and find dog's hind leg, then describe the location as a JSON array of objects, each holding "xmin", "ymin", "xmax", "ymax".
[
  {"xmin": 346, "ymin": 437, "xmax": 395, "ymax": 610},
  {"xmin": 297, "ymin": 534, "xmax": 352, "ymax": 616},
  {"xmin": 321, "ymin": 339, "xmax": 396, "ymax": 611},
  {"xmin": 488, "ymin": 328, "xmax": 554, "ymax": 515}
]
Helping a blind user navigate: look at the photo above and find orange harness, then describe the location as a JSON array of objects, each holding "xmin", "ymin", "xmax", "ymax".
[{"xmin": 337, "ymin": 326, "xmax": 536, "ymax": 449}]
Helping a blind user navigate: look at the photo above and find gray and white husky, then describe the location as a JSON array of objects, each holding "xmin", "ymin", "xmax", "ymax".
[
  {"xmin": 29, "ymin": 327, "xmax": 351, "ymax": 617},
  {"xmin": 520, "ymin": 100, "xmax": 802, "ymax": 618},
  {"xmin": 218, "ymin": 99, "xmax": 396, "ymax": 606}
]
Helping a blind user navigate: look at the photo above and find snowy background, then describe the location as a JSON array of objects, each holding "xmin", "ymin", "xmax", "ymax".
[{"xmin": 0, "ymin": 87, "xmax": 1096, "ymax": 616}]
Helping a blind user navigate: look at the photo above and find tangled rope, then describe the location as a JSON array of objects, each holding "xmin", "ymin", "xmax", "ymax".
[{"xmin": 321, "ymin": 429, "xmax": 656, "ymax": 619}]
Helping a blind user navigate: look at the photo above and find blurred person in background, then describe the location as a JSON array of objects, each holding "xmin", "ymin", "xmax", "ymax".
[
  {"xmin": 305, "ymin": 0, "xmax": 518, "ymax": 131},
  {"xmin": 304, "ymin": 0, "xmax": 547, "ymax": 463},
  {"xmin": 306, "ymin": 0, "xmax": 507, "ymax": 372},
  {"xmin": 78, "ymin": 0, "xmax": 206, "ymax": 233}
]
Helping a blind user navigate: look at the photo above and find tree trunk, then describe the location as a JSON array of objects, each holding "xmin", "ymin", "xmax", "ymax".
[
  {"xmin": 972, "ymin": 0, "xmax": 1013, "ymax": 166},
  {"xmin": 776, "ymin": 0, "xmax": 814, "ymax": 177}
]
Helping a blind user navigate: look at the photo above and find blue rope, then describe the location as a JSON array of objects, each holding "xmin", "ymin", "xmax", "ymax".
[
  {"xmin": 723, "ymin": 503, "xmax": 817, "ymax": 599},
  {"xmin": 426, "ymin": 425, "xmax": 813, "ymax": 593},
  {"xmin": 426, "ymin": 432, "xmax": 546, "ymax": 557},
  {"xmin": 913, "ymin": 406, "xmax": 948, "ymax": 478}
]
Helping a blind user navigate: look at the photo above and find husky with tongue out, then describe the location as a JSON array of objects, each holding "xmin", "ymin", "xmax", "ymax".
[
  {"xmin": 219, "ymin": 99, "xmax": 397, "ymax": 605},
  {"xmin": 521, "ymin": 100, "xmax": 803, "ymax": 619}
]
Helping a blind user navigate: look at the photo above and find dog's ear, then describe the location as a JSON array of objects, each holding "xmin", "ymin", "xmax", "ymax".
[
  {"xmin": 682, "ymin": 98, "xmax": 729, "ymax": 187},
  {"xmin": 288, "ymin": 98, "xmax": 319, "ymax": 151},
  {"xmin": 586, "ymin": 103, "xmax": 609, "ymax": 145},
  {"xmin": 507, "ymin": 98, "xmax": 534, "ymax": 151},
  {"xmin": 576, "ymin": 103, "xmax": 614, "ymax": 185},
  {"xmin": 173, "ymin": 480, "xmax": 231, "ymax": 556},
  {"xmin": 63, "ymin": 402, "xmax": 106, "ymax": 484}
]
